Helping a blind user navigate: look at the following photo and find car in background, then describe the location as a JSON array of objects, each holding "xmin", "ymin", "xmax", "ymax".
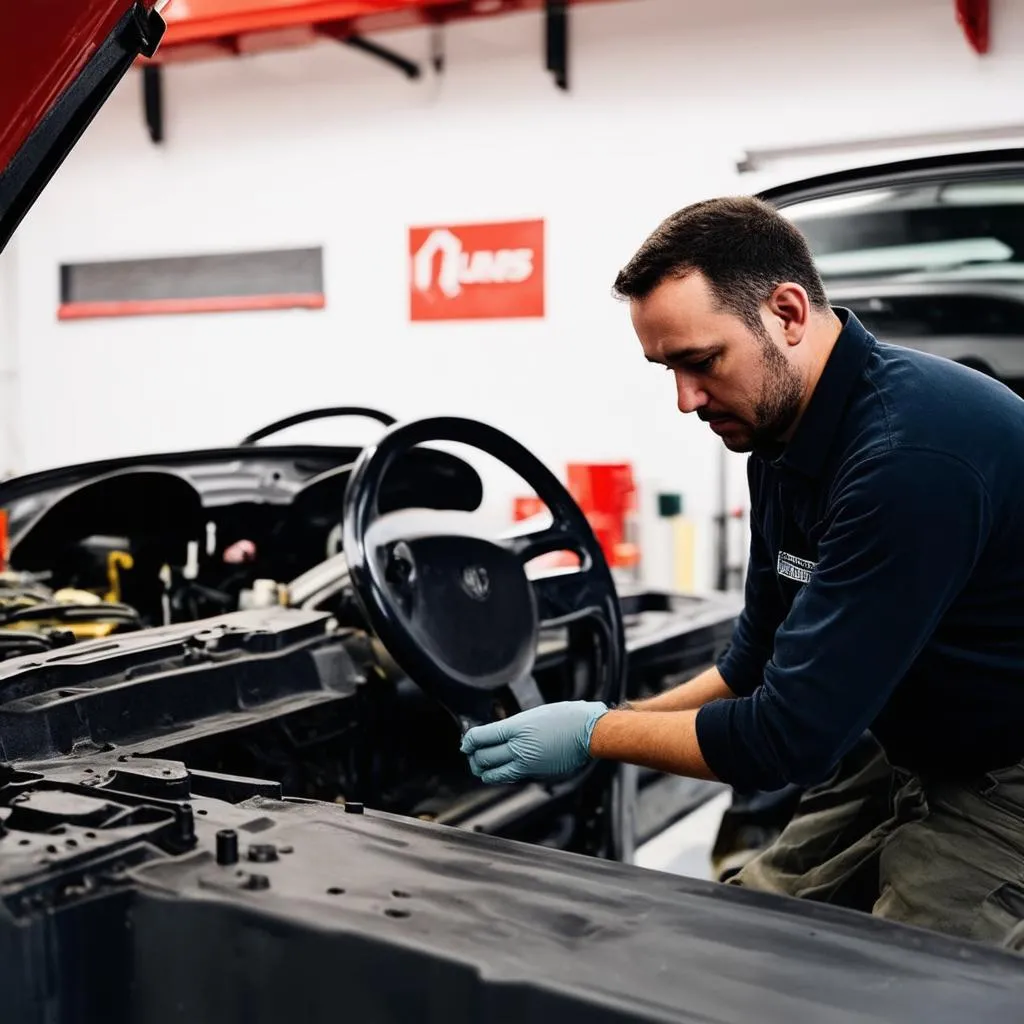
[
  {"xmin": 766, "ymin": 150, "xmax": 1024, "ymax": 394},
  {"xmin": 1, "ymin": 4, "xmax": 1023, "ymax": 1022}
]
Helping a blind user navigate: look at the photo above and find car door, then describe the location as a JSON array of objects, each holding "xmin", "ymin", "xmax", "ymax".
[{"xmin": 759, "ymin": 148, "xmax": 1024, "ymax": 396}]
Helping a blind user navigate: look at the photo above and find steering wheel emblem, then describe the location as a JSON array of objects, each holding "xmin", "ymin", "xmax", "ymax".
[{"xmin": 460, "ymin": 565, "xmax": 491, "ymax": 602}]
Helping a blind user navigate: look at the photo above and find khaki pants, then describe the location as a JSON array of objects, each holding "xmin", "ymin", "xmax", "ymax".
[{"xmin": 730, "ymin": 736, "xmax": 1024, "ymax": 952}]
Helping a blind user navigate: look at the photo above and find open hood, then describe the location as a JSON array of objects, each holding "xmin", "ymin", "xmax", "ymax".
[{"xmin": 0, "ymin": 0, "xmax": 165, "ymax": 254}]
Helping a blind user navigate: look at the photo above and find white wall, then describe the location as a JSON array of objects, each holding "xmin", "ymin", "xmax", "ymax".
[
  {"xmin": 9, "ymin": 0, "xmax": 1024, "ymax": 590},
  {"xmin": 0, "ymin": 240, "xmax": 22, "ymax": 477}
]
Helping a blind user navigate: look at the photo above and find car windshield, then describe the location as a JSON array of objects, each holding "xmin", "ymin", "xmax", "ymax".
[
  {"xmin": 781, "ymin": 176, "xmax": 1024, "ymax": 337},
  {"xmin": 783, "ymin": 179, "xmax": 1024, "ymax": 280}
]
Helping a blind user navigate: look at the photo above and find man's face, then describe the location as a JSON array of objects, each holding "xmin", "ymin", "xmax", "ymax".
[{"xmin": 630, "ymin": 272, "xmax": 805, "ymax": 453}]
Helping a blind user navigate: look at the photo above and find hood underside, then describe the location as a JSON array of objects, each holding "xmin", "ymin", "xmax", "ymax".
[{"xmin": 0, "ymin": 0, "xmax": 164, "ymax": 254}]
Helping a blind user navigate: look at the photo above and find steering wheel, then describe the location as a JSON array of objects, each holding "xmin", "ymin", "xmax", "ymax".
[
  {"xmin": 239, "ymin": 407, "xmax": 397, "ymax": 446},
  {"xmin": 342, "ymin": 417, "xmax": 626, "ymax": 727}
]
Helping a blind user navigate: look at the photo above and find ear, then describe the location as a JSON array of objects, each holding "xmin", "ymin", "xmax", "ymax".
[{"xmin": 766, "ymin": 283, "xmax": 810, "ymax": 347}]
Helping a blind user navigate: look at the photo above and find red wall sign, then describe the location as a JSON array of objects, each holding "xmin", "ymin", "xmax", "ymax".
[{"xmin": 409, "ymin": 219, "xmax": 545, "ymax": 321}]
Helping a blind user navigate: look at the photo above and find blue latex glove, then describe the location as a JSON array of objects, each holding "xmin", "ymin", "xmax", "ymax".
[{"xmin": 461, "ymin": 701, "xmax": 609, "ymax": 784}]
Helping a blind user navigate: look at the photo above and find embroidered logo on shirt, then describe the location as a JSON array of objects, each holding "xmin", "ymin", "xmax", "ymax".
[{"xmin": 777, "ymin": 550, "xmax": 816, "ymax": 584}]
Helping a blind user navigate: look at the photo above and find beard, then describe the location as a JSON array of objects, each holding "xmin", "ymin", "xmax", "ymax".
[
  {"xmin": 749, "ymin": 337, "xmax": 803, "ymax": 450},
  {"xmin": 701, "ymin": 330, "xmax": 804, "ymax": 454}
]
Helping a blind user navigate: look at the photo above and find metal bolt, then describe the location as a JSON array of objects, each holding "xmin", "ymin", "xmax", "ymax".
[
  {"xmin": 344, "ymin": 802, "xmax": 364, "ymax": 815},
  {"xmin": 177, "ymin": 805, "xmax": 195, "ymax": 844},
  {"xmin": 247, "ymin": 844, "xmax": 278, "ymax": 863},
  {"xmin": 244, "ymin": 873, "xmax": 271, "ymax": 891},
  {"xmin": 216, "ymin": 829, "xmax": 239, "ymax": 866}
]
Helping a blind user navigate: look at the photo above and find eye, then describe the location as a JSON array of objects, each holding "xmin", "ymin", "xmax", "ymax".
[{"xmin": 689, "ymin": 355, "xmax": 717, "ymax": 373}]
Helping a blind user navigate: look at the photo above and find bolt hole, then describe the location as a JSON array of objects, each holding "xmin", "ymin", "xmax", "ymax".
[
  {"xmin": 83, "ymin": 768, "xmax": 94, "ymax": 774},
  {"xmin": 392, "ymin": 890, "xmax": 411, "ymax": 899},
  {"xmin": 66, "ymin": 839, "xmax": 78, "ymax": 848},
  {"xmin": 45, "ymin": 845, "xmax": 58, "ymax": 854},
  {"xmin": 84, "ymin": 832, "xmax": 96, "ymax": 839},
  {"xmin": 162, "ymin": 770, "xmax": 172, "ymax": 776},
  {"xmin": 196, "ymin": 809, "xmax": 208, "ymax": 816},
  {"xmin": 18, "ymin": 839, "xmax": 29, "ymax": 847},
  {"xmin": 49, "ymin": 826, "xmax": 67, "ymax": 835},
  {"xmin": 327, "ymin": 887, "xmax": 345, "ymax": 895},
  {"xmin": 385, "ymin": 908, "xmax": 410, "ymax": 919}
]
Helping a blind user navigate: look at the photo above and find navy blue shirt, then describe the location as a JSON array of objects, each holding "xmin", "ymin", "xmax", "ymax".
[{"xmin": 696, "ymin": 308, "xmax": 1024, "ymax": 792}]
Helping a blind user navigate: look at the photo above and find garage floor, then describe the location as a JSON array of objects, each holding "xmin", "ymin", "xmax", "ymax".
[{"xmin": 633, "ymin": 791, "xmax": 731, "ymax": 880}]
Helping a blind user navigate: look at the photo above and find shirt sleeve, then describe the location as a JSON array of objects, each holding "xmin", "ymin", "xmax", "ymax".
[
  {"xmin": 696, "ymin": 447, "xmax": 992, "ymax": 792},
  {"xmin": 715, "ymin": 459, "xmax": 789, "ymax": 697}
]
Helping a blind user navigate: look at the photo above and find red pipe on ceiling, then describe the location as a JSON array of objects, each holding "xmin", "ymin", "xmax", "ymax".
[{"xmin": 151, "ymin": 0, "xmax": 620, "ymax": 62}]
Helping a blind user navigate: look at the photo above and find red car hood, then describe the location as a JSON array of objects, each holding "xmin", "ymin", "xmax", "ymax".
[{"xmin": 0, "ymin": 0, "xmax": 165, "ymax": 253}]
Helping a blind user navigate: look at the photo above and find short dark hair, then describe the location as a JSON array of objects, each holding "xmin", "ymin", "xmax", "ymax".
[{"xmin": 612, "ymin": 196, "xmax": 829, "ymax": 333}]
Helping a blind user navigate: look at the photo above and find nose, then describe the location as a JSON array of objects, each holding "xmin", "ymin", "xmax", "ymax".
[{"xmin": 674, "ymin": 372, "xmax": 709, "ymax": 415}]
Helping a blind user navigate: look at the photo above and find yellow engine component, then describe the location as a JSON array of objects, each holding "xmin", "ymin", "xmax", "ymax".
[
  {"xmin": 104, "ymin": 551, "xmax": 134, "ymax": 604},
  {"xmin": 53, "ymin": 588, "xmax": 102, "ymax": 606},
  {"xmin": 50, "ymin": 587, "xmax": 119, "ymax": 639},
  {"xmin": 0, "ymin": 572, "xmax": 138, "ymax": 644}
]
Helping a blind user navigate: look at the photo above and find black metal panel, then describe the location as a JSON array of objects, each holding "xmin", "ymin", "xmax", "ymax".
[
  {"xmin": 1, "ymin": 784, "xmax": 1021, "ymax": 1024},
  {"xmin": 0, "ymin": 609, "xmax": 359, "ymax": 762}
]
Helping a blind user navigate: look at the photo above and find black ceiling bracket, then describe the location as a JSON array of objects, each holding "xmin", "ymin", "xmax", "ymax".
[
  {"xmin": 337, "ymin": 33, "xmax": 422, "ymax": 80},
  {"xmin": 142, "ymin": 64, "xmax": 164, "ymax": 145},
  {"xmin": 545, "ymin": 0, "xmax": 568, "ymax": 91},
  {"xmin": 430, "ymin": 25, "xmax": 446, "ymax": 75}
]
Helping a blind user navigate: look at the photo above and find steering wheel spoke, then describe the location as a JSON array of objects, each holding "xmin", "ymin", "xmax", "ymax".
[
  {"xmin": 499, "ymin": 520, "xmax": 586, "ymax": 567},
  {"xmin": 529, "ymin": 568, "xmax": 598, "ymax": 627},
  {"xmin": 508, "ymin": 674, "xmax": 546, "ymax": 713}
]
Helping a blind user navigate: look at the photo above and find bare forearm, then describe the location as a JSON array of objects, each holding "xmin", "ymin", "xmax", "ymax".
[
  {"xmin": 589, "ymin": 708, "xmax": 717, "ymax": 780},
  {"xmin": 627, "ymin": 665, "xmax": 737, "ymax": 713}
]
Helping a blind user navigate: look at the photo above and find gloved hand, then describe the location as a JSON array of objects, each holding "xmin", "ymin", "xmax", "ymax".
[{"xmin": 461, "ymin": 701, "xmax": 609, "ymax": 784}]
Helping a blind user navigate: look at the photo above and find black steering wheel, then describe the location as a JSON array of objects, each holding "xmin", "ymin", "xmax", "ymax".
[
  {"xmin": 239, "ymin": 407, "xmax": 397, "ymax": 446},
  {"xmin": 341, "ymin": 417, "xmax": 626, "ymax": 727}
]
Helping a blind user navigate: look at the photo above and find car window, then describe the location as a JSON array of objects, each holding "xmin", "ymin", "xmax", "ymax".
[{"xmin": 781, "ymin": 177, "xmax": 1024, "ymax": 338}]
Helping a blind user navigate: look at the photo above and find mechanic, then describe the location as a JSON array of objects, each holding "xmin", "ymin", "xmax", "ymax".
[{"xmin": 461, "ymin": 195, "xmax": 1024, "ymax": 950}]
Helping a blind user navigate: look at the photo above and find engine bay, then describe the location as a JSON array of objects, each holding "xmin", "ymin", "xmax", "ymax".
[
  {"xmin": 0, "ymin": 432, "xmax": 740, "ymax": 863},
  {"xmin": 0, "ymin": 443, "xmax": 484, "ymax": 655}
]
